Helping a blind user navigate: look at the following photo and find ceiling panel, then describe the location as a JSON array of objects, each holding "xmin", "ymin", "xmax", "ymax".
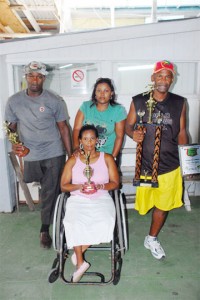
[{"xmin": 0, "ymin": 0, "xmax": 199, "ymax": 40}]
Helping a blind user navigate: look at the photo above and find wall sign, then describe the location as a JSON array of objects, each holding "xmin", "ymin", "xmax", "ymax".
[
  {"xmin": 71, "ymin": 69, "xmax": 86, "ymax": 89},
  {"xmin": 179, "ymin": 144, "xmax": 200, "ymax": 176}
]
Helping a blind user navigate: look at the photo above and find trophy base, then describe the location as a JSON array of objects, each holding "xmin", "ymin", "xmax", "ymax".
[
  {"xmin": 133, "ymin": 179, "xmax": 158, "ymax": 188},
  {"xmin": 81, "ymin": 182, "xmax": 97, "ymax": 194}
]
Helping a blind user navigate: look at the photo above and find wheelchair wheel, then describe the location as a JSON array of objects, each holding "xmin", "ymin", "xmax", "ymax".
[
  {"xmin": 48, "ymin": 258, "xmax": 59, "ymax": 283},
  {"xmin": 120, "ymin": 192, "xmax": 128, "ymax": 251},
  {"xmin": 113, "ymin": 269, "xmax": 121, "ymax": 285},
  {"xmin": 114, "ymin": 190, "xmax": 128, "ymax": 256},
  {"xmin": 52, "ymin": 193, "xmax": 68, "ymax": 251},
  {"xmin": 48, "ymin": 268, "xmax": 59, "ymax": 283},
  {"xmin": 113, "ymin": 235, "xmax": 123, "ymax": 285}
]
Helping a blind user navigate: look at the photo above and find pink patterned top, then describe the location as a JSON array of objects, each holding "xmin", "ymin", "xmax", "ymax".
[{"xmin": 71, "ymin": 152, "xmax": 109, "ymax": 198}]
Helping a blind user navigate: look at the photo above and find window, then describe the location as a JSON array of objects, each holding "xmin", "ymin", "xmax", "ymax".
[
  {"xmin": 113, "ymin": 62, "xmax": 197, "ymax": 95},
  {"xmin": 13, "ymin": 63, "xmax": 100, "ymax": 96}
]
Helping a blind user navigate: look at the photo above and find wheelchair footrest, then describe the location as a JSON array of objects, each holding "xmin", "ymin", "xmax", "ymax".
[{"xmin": 82, "ymin": 271, "xmax": 105, "ymax": 283}]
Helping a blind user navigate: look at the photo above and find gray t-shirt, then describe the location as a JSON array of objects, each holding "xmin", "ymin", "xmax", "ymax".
[{"xmin": 5, "ymin": 89, "xmax": 67, "ymax": 161}]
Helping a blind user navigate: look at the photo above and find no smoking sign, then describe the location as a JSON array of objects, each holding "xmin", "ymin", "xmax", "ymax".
[
  {"xmin": 71, "ymin": 69, "xmax": 86, "ymax": 89},
  {"xmin": 72, "ymin": 70, "xmax": 84, "ymax": 82}
]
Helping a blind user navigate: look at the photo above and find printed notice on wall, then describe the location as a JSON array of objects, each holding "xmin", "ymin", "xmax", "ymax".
[
  {"xmin": 71, "ymin": 69, "xmax": 86, "ymax": 89},
  {"xmin": 178, "ymin": 144, "xmax": 200, "ymax": 176}
]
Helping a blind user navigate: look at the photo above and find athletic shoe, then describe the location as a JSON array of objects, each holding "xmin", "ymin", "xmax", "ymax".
[
  {"xmin": 71, "ymin": 252, "xmax": 77, "ymax": 266},
  {"xmin": 144, "ymin": 236, "xmax": 166, "ymax": 260},
  {"xmin": 71, "ymin": 261, "xmax": 90, "ymax": 283}
]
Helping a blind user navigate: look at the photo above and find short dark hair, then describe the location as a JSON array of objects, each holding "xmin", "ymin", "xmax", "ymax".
[
  {"xmin": 78, "ymin": 124, "xmax": 99, "ymax": 139},
  {"xmin": 90, "ymin": 77, "xmax": 118, "ymax": 107}
]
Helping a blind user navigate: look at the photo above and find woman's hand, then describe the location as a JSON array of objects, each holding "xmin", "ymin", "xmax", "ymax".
[
  {"xmin": 79, "ymin": 184, "xmax": 84, "ymax": 192},
  {"xmin": 72, "ymin": 147, "xmax": 84, "ymax": 158}
]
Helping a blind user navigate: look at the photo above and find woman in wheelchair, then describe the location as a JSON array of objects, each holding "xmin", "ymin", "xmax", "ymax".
[{"xmin": 60, "ymin": 124, "xmax": 119, "ymax": 283}]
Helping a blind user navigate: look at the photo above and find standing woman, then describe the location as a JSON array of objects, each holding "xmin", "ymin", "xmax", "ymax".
[{"xmin": 73, "ymin": 78, "xmax": 127, "ymax": 159}]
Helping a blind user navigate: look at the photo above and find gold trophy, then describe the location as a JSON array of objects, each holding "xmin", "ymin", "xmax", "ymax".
[
  {"xmin": 146, "ymin": 90, "xmax": 157, "ymax": 124},
  {"xmin": 133, "ymin": 84, "xmax": 162, "ymax": 188},
  {"xmin": 81, "ymin": 152, "xmax": 97, "ymax": 194},
  {"xmin": 3, "ymin": 121, "xmax": 30, "ymax": 157},
  {"xmin": 134, "ymin": 110, "xmax": 146, "ymax": 185}
]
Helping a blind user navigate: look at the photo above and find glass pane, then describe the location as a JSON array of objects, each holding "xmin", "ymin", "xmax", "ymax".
[
  {"xmin": 114, "ymin": 62, "xmax": 197, "ymax": 95},
  {"xmin": 13, "ymin": 63, "xmax": 100, "ymax": 95}
]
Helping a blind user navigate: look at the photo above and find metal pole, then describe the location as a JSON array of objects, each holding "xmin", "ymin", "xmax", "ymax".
[
  {"xmin": 151, "ymin": 0, "xmax": 157, "ymax": 23},
  {"xmin": 110, "ymin": 2, "xmax": 115, "ymax": 27}
]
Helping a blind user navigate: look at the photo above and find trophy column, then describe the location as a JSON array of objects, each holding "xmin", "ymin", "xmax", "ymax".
[
  {"xmin": 133, "ymin": 110, "xmax": 145, "ymax": 185},
  {"xmin": 133, "ymin": 87, "xmax": 163, "ymax": 188},
  {"xmin": 151, "ymin": 122, "xmax": 162, "ymax": 186}
]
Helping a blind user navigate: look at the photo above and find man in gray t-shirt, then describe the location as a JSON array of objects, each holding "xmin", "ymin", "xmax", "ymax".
[{"xmin": 5, "ymin": 61, "xmax": 72, "ymax": 249}]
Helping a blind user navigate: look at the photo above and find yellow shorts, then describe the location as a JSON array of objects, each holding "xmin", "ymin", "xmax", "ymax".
[{"xmin": 135, "ymin": 167, "xmax": 183, "ymax": 215}]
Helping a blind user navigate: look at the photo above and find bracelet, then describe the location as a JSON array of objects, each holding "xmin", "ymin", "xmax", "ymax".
[{"xmin": 101, "ymin": 184, "xmax": 105, "ymax": 190}]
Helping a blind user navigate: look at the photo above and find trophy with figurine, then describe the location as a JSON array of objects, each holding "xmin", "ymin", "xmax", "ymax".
[
  {"xmin": 3, "ymin": 121, "xmax": 30, "ymax": 157},
  {"xmin": 81, "ymin": 152, "xmax": 97, "ymax": 194},
  {"xmin": 133, "ymin": 84, "xmax": 163, "ymax": 188}
]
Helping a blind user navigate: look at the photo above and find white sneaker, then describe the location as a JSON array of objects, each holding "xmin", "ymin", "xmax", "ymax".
[
  {"xmin": 144, "ymin": 236, "xmax": 166, "ymax": 260},
  {"xmin": 71, "ymin": 261, "xmax": 90, "ymax": 283}
]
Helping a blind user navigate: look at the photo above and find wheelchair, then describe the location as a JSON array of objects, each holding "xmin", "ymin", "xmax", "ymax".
[{"xmin": 48, "ymin": 190, "xmax": 128, "ymax": 285}]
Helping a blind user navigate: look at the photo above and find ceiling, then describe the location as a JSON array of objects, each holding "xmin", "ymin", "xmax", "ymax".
[{"xmin": 0, "ymin": 0, "xmax": 199, "ymax": 40}]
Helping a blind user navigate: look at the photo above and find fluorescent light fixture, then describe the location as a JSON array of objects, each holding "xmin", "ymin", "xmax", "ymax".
[
  {"xmin": 158, "ymin": 15, "xmax": 184, "ymax": 21},
  {"xmin": 59, "ymin": 64, "xmax": 73, "ymax": 69},
  {"xmin": 118, "ymin": 64, "xmax": 154, "ymax": 71}
]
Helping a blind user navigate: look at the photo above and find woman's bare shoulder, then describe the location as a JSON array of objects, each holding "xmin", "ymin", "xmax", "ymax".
[{"xmin": 65, "ymin": 155, "xmax": 77, "ymax": 167}]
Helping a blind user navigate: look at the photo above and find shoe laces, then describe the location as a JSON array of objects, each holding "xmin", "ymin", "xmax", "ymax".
[{"xmin": 150, "ymin": 239, "xmax": 163, "ymax": 252}]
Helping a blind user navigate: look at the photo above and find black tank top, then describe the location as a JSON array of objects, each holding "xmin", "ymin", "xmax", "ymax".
[{"xmin": 132, "ymin": 92, "xmax": 185, "ymax": 175}]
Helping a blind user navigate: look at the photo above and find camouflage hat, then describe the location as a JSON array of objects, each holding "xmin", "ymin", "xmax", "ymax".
[
  {"xmin": 24, "ymin": 61, "xmax": 48, "ymax": 76},
  {"xmin": 153, "ymin": 60, "xmax": 175, "ymax": 75}
]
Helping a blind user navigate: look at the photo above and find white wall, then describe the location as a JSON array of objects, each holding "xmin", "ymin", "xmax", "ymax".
[
  {"xmin": 0, "ymin": 56, "xmax": 16, "ymax": 212},
  {"xmin": 0, "ymin": 18, "xmax": 200, "ymax": 211}
]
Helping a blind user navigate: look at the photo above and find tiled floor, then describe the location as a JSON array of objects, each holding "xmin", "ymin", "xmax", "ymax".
[{"xmin": 0, "ymin": 197, "xmax": 199, "ymax": 300}]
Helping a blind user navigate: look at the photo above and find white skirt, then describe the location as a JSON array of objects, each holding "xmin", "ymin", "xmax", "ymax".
[{"xmin": 63, "ymin": 193, "xmax": 116, "ymax": 248}]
